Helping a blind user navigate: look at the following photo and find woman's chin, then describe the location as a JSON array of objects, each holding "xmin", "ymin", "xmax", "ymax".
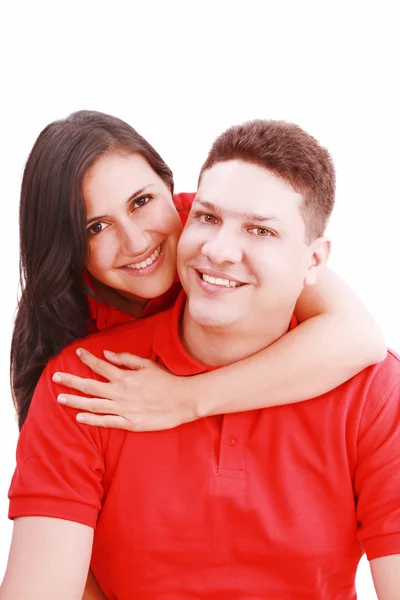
[{"xmin": 119, "ymin": 273, "xmax": 176, "ymax": 302}]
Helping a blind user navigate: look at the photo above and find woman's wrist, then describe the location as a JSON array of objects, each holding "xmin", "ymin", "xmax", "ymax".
[{"xmin": 182, "ymin": 374, "xmax": 217, "ymax": 421}]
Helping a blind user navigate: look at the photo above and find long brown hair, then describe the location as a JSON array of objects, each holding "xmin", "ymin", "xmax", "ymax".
[{"xmin": 11, "ymin": 110, "xmax": 174, "ymax": 429}]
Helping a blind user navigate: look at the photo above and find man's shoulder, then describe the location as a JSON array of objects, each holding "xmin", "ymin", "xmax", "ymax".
[
  {"xmin": 344, "ymin": 349, "xmax": 400, "ymax": 418},
  {"xmin": 365, "ymin": 349, "xmax": 400, "ymax": 388},
  {"xmin": 51, "ymin": 307, "xmax": 173, "ymax": 375},
  {"xmin": 346, "ymin": 349, "xmax": 400, "ymax": 394},
  {"xmin": 374, "ymin": 348, "xmax": 400, "ymax": 395},
  {"xmin": 384, "ymin": 349, "xmax": 400, "ymax": 367}
]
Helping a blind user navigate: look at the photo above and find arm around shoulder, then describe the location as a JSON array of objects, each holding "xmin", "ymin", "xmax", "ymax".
[
  {"xmin": 295, "ymin": 266, "xmax": 387, "ymax": 366},
  {"xmin": 46, "ymin": 267, "xmax": 388, "ymax": 430},
  {"xmin": 188, "ymin": 266, "xmax": 387, "ymax": 416}
]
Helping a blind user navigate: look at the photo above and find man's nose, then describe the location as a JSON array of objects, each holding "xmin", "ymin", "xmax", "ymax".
[{"xmin": 200, "ymin": 228, "xmax": 243, "ymax": 265}]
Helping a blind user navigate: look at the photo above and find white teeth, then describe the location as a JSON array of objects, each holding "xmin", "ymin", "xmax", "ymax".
[
  {"xmin": 124, "ymin": 245, "xmax": 161, "ymax": 270},
  {"xmin": 201, "ymin": 273, "xmax": 241, "ymax": 288}
]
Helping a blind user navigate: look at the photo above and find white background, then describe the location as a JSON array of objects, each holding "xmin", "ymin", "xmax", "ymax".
[{"xmin": 0, "ymin": 1, "xmax": 399, "ymax": 597}]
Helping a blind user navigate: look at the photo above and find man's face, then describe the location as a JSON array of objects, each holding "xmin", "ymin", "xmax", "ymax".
[{"xmin": 178, "ymin": 160, "xmax": 322, "ymax": 332}]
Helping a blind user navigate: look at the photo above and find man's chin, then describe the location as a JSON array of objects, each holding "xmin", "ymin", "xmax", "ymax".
[{"xmin": 187, "ymin": 303, "xmax": 236, "ymax": 329}]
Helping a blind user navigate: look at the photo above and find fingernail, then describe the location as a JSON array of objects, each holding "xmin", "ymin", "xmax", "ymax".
[
  {"xmin": 57, "ymin": 395, "xmax": 67, "ymax": 405},
  {"xmin": 76, "ymin": 414, "xmax": 85, "ymax": 423},
  {"xmin": 76, "ymin": 348, "xmax": 82, "ymax": 357},
  {"xmin": 104, "ymin": 350, "xmax": 115, "ymax": 357},
  {"xmin": 52, "ymin": 373, "xmax": 62, "ymax": 383}
]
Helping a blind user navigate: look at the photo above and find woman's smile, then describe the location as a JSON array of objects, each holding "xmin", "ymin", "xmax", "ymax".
[{"xmin": 118, "ymin": 242, "xmax": 165, "ymax": 277}]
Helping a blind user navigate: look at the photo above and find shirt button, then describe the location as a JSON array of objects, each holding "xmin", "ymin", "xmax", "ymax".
[{"xmin": 227, "ymin": 436, "xmax": 236, "ymax": 446}]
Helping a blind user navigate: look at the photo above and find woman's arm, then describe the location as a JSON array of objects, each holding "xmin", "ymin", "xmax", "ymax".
[
  {"xmin": 0, "ymin": 517, "xmax": 93, "ymax": 600},
  {"xmin": 193, "ymin": 266, "xmax": 386, "ymax": 415},
  {"xmin": 82, "ymin": 570, "xmax": 107, "ymax": 600},
  {"xmin": 53, "ymin": 267, "xmax": 386, "ymax": 430}
]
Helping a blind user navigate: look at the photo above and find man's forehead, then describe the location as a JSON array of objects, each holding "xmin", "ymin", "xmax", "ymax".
[{"xmin": 197, "ymin": 160, "xmax": 303, "ymax": 219}]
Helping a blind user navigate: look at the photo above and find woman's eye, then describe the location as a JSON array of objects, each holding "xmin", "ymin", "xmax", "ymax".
[
  {"xmin": 131, "ymin": 194, "xmax": 152, "ymax": 210},
  {"xmin": 87, "ymin": 222, "xmax": 109, "ymax": 236}
]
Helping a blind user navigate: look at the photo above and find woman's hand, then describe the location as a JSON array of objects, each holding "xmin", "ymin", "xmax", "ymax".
[{"xmin": 53, "ymin": 349, "xmax": 196, "ymax": 431}]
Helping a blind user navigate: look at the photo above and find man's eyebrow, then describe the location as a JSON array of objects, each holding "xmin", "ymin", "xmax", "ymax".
[
  {"xmin": 86, "ymin": 185, "xmax": 155, "ymax": 225},
  {"xmin": 193, "ymin": 197, "xmax": 279, "ymax": 223}
]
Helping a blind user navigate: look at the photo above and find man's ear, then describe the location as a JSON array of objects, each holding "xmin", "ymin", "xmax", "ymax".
[{"xmin": 304, "ymin": 237, "xmax": 331, "ymax": 285}]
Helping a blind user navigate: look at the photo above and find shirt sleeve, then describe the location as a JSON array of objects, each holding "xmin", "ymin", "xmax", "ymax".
[
  {"xmin": 173, "ymin": 192, "xmax": 195, "ymax": 227},
  {"xmin": 355, "ymin": 353, "xmax": 400, "ymax": 560},
  {"xmin": 8, "ymin": 350, "xmax": 107, "ymax": 529}
]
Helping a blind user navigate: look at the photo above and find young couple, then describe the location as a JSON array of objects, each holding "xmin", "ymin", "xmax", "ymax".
[{"xmin": 1, "ymin": 111, "xmax": 399, "ymax": 599}]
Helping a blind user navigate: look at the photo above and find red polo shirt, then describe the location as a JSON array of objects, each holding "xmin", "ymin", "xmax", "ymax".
[
  {"xmin": 85, "ymin": 191, "xmax": 195, "ymax": 331},
  {"xmin": 8, "ymin": 293, "xmax": 400, "ymax": 599}
]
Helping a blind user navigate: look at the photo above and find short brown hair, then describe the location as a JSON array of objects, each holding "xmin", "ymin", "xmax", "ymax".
[{"xmin": 199, "ymin": 120, "xmax": 335, "ymax": 239}]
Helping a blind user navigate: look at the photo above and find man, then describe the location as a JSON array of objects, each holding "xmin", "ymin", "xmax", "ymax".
[{"xmin": 2, "ymin": 120, "xmax": 400, "ymax": 599}]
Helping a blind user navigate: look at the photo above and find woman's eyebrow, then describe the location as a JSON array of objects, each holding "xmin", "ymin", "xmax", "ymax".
[{"xmin": 86, "ymin": 185, "xmax": 156, "ymax": 225}]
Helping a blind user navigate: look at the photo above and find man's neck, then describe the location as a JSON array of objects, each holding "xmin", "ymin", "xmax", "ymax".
[{"xmin": 180, "ymin": 306, "xmax": 294, "ymax": 367}]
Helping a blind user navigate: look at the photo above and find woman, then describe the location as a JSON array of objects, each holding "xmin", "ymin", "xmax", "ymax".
[{"xmin": 5, "ymin": 110, "xmax": 385, "ymax": 599}]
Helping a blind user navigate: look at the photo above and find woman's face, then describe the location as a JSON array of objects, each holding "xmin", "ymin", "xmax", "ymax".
[{"xmin": 84, "ymin": 152, "xmax": 182, "ymax": 301}]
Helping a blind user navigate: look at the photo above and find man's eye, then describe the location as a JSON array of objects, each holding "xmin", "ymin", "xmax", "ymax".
[
  {"xmin": 249, "ymin": 227, "xmax": 274, "ymax": 237},
  {"xmin": 87, "ymin": 222, "xmax": 108, "ymax": 235},
  {"xmin": 131, "ymin": 194, "xmax": 153, "ymax": 210},
  {"xmin": 198, "ymin": 213, "xmax": 218, "ymax": 224}
]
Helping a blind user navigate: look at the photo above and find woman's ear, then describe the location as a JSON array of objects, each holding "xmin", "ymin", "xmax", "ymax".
[{"xmin": 304, "ymin": 237, "xmax": 331, "ymax": 286}]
